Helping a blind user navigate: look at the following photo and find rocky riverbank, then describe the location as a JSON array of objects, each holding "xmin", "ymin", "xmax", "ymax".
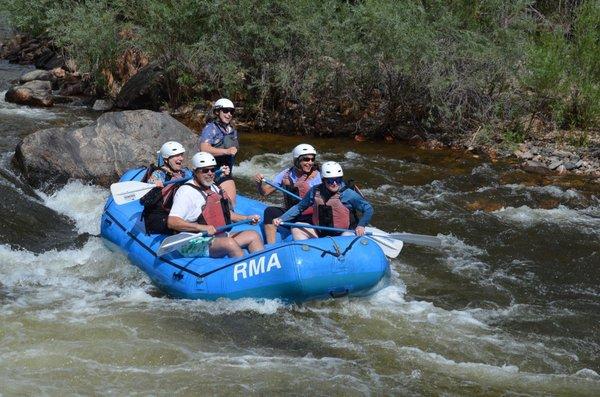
[{"xmin": 2, "ymin": 35, "xmax": 599, "ymax": 183}]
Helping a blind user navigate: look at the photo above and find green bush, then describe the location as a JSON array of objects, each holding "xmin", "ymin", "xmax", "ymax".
[{"xmin": 1, "ymin": 0, "xmax": 598, "ymax": 139}]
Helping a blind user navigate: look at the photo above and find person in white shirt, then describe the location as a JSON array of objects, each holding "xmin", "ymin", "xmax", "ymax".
[{"xmin": 168, "ymin": 152, "xmax": 263, "ymax": 258}]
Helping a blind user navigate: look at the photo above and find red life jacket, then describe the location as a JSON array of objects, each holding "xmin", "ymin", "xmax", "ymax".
[
  {"xmin": 282, "ymin": 167, "xmax": 317, "ymax": 215},
  {"xmin": 184, "ymin": 183, "xmax": 232, "ymax": 229},
  {"xmin": 311, "ymin": 185, "xmax": 350, "ymax": 229}
]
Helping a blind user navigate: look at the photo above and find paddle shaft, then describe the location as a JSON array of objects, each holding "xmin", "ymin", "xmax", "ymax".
[
  {"xmin": 281, "ymin": 222, "xmax": 441, "ymax": 247},
  {"xmin": 262, "ymin": 179, "xmax": 302, "ymax": 200}
]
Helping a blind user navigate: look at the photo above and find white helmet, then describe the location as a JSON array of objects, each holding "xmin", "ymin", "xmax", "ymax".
[
  {"xmin": 292, "ymin": 143, "xmax": 317, "ymax": 160},
  {"xmin": 213, "ymin": 98, "xmax": 234, "ymax": 111},
  {"xmin": 158, "ymin": 141, "xmax": 185, "ymax": 159},
  {"xmin": 321, "ymin": 161, "xmax": 343, "ymax": 178},
  {"xmin": 192, "ymin": 152, "xmax": 217, "ymax": 169}
]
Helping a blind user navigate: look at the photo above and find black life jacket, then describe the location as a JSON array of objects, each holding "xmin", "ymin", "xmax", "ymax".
[{"xmin": 140, "ymin": 165, "xmax": 184, "ymax": 235}]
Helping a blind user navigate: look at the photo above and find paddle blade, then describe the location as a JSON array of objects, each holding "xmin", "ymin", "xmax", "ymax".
[
  {"xmin": 389, "ymin": 232, "xmax": 442, "ymax": 248},
  {"xmin": 365, "ymin": 226, "xmax": 403, "ymax": 258},
  {"xmin": 156, "ymin": 219, "xmax": 254, "ymax": 257},
  {"xmin": 369, "ymin": 235, "xmax": 403, "ymax": 258},
  {"xmin": 157, "ymin": 232, "xmax": 199, "ymax": 256},
  {"xmin": 111, "ymin": 181, "xmax": 155, "ymax": 205}
]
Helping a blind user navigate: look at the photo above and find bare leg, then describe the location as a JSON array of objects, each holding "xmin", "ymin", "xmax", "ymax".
[
  {"xmin": 290, "ymin": 222, "xmax": 318, "ymax": 241},
  {"xmin": 219, "ymin": 179, "xmax": 237, "ymax": 208},
  {"xmin": 209, "ymin": 236, "xmax": 244, "ymax": 258},
  {"xmin": 231, "ymin": 230, "xmax": 264, "ymax": 253},
  {"xmin": 264, "ymin": 224, "xmax": 277, "ymax": 245}
]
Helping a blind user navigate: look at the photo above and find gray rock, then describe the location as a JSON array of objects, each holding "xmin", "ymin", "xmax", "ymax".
[
  {"xmin": 93, "ymin": 99, "xmax": 114, "ymax": 111},
  {"xmin": 515, "ymin": 150, "xmax": 534, "ymax": 159},
  {"xmin": 548, "ymin": 160, "xmax": 563, "ymax": 170},
  {"xmin": 563, "ymin": 161, "xmax": 579, "ymax": 170},
  {"xmin": 556, "ymin": 165, "xmax": 567, "ymax": 174},
  {"xmin": 5, "ymin": 80, "xmax": 53, "ymax": 107},
  {"xmin": 13, "ymin": 110, "xmax": 198, "ymax": 188},
  {"xmin": 522, "ymin": 160, "xmax": 551, "ymax": 175},
  {"xmin": 19, "ymin": 69, "xmax": 53, "ymax": 83}
]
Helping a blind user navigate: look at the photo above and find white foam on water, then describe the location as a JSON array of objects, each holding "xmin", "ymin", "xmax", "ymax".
[
  {"xmin": 0, "ymin": 90, "xmax": 60, "ymax": 120},
  {"xmin": 434, "ymin": 234, "xmax": 490, "ymax": 277},
  {"xmin": 148, "ymin": 296, "xmax": 287, "ymax": 316},
  {"xmin": 395, "ymin": 345, "xmax": 600, "ymax": 393},
  {"xmin": 37, "ymin": 180, "xmax": 109, "ymax": 234},
  {"xmin": 491, "ymin": 204, "xmax": 600, "ymax": 234},
  {"xmin": 236, "ymin": 153, "xmax": 290, "ymax": 180},
  {"xmin": 504, "ymin": 183, "xmax": 585, "ymax": 200}
]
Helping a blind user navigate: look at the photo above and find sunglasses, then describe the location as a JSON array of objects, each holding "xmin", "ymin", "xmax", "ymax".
[
  {"xmin": 325, "ymin": 177, "xmax": 343, "ymax": 185},
  {"xmin": 299, "ymin": 156, "xmax": 316, "ymax": 163},
  {"xmin": 199, "ymin": 167, "xmax": 216, "ymax": 174},
  {"xmin": 220, "ymin": 108, "xmax": 234, "ymax": 115}
]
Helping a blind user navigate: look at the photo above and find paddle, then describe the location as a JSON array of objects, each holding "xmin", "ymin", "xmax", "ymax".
[
  {"xmin": 157, "ymin": 219, "xmax": 253, "ymax": 256},
  {"xmin": 111, "ymin": 169, "xmax": 221, "ymax": 205},
  {"xmin": 281, "ymin": 221, "xmax": 441, "ymax": 248},
  {"xmin": 365, "ymin": 225, "xmax": 441, "ymax": 248},
  {"xmin": 280, "ymin": 222, "xmax": 403, "ymax": 258},
  {"xmin": 262, "ymin": 179, "xmax": 302, "ymax": 200}
]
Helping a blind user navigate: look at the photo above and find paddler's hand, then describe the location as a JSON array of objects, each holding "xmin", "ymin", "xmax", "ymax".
[
  {"xmin": 246, "ymin": 215, "xmax": 261, "ymax": 225},
  {"xmin": 227, "ymin": 147, "xmax": 238, "ymax": 156},
  {"xmin": 273, "ymin": 218, "xmax": 282, "ymax": 227},
  {"xmin": 200, "ymin": 224, "xmax": 217, "ymax": 235},
  {"xmin": 220, "ymin": 165, "xmax": 230, "ymax": 176},
  {"xmin": 253, "ymin": 173, "xmax": 264, "ymax": 184},
  {"xmin": 148, "ymin": 178, "xmax": 164, "ymax": 188},
  {"xmin": 355, "ymin": 226, "xmax": 366, "ymax": 236}
]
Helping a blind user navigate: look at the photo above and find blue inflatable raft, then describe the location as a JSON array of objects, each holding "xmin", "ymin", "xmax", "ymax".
[{"xmin": 100, "ymin": 167, "xmax": 390, "ymax": 302}]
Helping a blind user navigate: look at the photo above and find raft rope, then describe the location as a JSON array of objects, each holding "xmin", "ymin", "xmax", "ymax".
[{"xmin": 103, "ymin": 208, "xmax": 362, "ymax": 281}]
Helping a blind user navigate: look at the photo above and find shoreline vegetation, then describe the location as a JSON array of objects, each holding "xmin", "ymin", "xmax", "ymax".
[{"xmin": 0, "ymin": 0, "xmax": 598, "ymax": 180}]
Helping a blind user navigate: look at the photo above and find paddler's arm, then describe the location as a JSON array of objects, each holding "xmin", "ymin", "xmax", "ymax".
[
  {"xmin": 167, "ymin": 216, "xmax": 217, "ymax": 235},
  {"xmin": 344, "ymin": 189, "xmax": 374, "ymax": 230},
  {"xmin": 274, "ymin": 186, "xmax": 315, "ymax": 225}
]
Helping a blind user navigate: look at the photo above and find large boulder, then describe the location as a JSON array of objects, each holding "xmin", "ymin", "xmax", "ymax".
[
  {"xmin": 115, "ymin": 63, "xmax": 167, "ymax": 111},
  {"xmin": 5, "ymin": 80, "xmax": 53, "ymax": 107},
  {"xmin": 19, "ymin": 69, "xmax": 54, "ymax": 84},
  {"xmin": 13, "ymin": 110, "xmax": 198, "ymax": 188}
]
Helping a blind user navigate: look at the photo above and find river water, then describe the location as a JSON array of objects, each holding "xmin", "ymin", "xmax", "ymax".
[{"xmin": 1, "ymin": 54, "xmax": 599, "ymax": 395}]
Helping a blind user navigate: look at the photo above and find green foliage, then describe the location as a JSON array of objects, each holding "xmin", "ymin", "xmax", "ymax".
[
  {"xmin": 46, "ymin": 1, "xmax": 124, "ymax": 78},
  {"xmin": 1, "ymin": 0, "xmax": 598, "ymax": 138},
  {"xmin": 524, "ymin": 0, "xmax": 600, "ymax": 130},
  {"xmin": 0, "ymin": 0, "xmax": 54, "ymax": 36}
]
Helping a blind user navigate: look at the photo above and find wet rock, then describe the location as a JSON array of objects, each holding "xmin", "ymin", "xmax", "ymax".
[
  {"xmin": 58, "ymin": 81, "xmax": 84, "ymax": 96},
  {"xmin": 19, "ymin": 69, "xmax": 53, "ymax": 83},
  {"xmin": 5, "ymin": 80, "xmax": 53, "ymax": 107},
  {"xmin": 115, "ymin": 63, "xmax": 167, "ymax": 111},
  {"xmin": 93, "ymin": 99, "xmax": 114, "ymax": 111},
  {"xmin": 13, "ymin": 110, "xmax": 198, "ymax": 188},
  {"xmin": 522, "ymin": 160, "xmax": 551, "ymax": 175}
]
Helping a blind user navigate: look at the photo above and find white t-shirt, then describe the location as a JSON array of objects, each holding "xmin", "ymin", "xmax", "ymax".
[{"xmin": 169, "ymin": 183, "xmax": 220, "ymax": 222}]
